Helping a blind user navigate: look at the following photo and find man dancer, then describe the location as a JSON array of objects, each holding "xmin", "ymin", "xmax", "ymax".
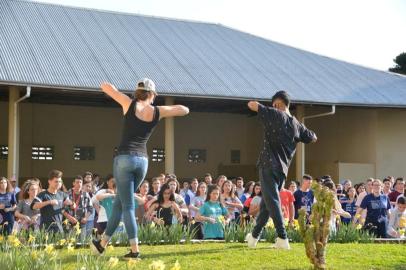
[{"xmin": 245, "ymin": 91, "xmax": 317, "ymax": 249}]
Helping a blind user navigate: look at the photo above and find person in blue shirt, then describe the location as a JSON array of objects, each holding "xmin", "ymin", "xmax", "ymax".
[
  {"xmin": 0, "ymin": 177, "xmax": 17, "ymax": 235},
  {"xmin": 340, "ymin": 187, "xmax": 357, "ymax": 224},
  {"xmin": 293, "ymin": 175, "xmax": 315, "ymax": 219},
  {"xmin": 354, "ymin": 179, "xmax": 391, "ymax": 238},
  {"xmin": 196, "ymin": 185, "xmax": 229, "ymax": 239}
]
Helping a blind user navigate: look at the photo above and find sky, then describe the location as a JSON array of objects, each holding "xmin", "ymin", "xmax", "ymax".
[{"xmin": 30, "ymin": 0, "xmax": 406, "ymax": 71}]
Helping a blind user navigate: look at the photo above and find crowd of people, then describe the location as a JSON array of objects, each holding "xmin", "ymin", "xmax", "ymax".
[{"xmin": 0, "ymin": 170, "xmax": 404, "ymax": 240}]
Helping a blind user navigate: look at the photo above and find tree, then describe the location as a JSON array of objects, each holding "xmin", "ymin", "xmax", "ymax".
[{"xmin": 389, "ymin": 52, "xmax": 406, "ymax": 75}]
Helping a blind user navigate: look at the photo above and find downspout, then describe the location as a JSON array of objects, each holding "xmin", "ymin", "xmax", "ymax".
[
  {"xmin": 11, "ymin": 86, "xmax": 31, "ymax": 184},
  {"xmin": 299, "ymin": 105, "xmax": 336, "ymax": 177}
]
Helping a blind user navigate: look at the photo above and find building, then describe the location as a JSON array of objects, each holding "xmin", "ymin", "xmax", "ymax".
[{"xmin": 1, "ymin": 0, "xmax": 406, "ymax": 186}]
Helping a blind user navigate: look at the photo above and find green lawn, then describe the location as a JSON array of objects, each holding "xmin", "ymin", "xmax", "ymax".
[{"xmin": 57, "ymin": 242, "xmax": 406, "ymax": 270}]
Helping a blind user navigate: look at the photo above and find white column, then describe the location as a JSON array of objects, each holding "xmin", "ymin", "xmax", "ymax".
[
  {"xmin": 7, "ymin": 86, "xmax": 20, "ymax": 181},
  {"xmin": 295, "ymin": 104, "xmax": 305, "ymax": 180},
  {"xmin": 164, "ymin": 97, "xmax": 175, "ymax": 174}
]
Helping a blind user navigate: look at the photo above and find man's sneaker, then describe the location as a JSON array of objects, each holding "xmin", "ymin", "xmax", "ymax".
[
  {"xmin": 90, "ymin": 239, "xmax": 105, "ymax": 256},
  {"xmin": 272, "ymin": 237, "xmax": 291, "ymax": 250},
  {"xmin": 245, "ymin": 233, "xmax": 259, "ymax": 248},
  {"xmin": 123, "ymin": 251, "xmax": 140, "ymax": 260}
]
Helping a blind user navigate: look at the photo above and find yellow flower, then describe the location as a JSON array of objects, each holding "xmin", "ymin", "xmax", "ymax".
[
  {"xmin": 74, "ymin": 223, "xmax": 81, "ymax": 235},
  {"xmin": 107, "ymin": 245, "xmax": 115, "ymax": 252},
  {"xmin": 69, "ymin": 237, "xmax": 76, "ymax": 244},
  {"xmin": 58, "ymin": 239, "xmax": 67, "ymax": 246},
  {"xmin": 44, "ymin": 234, "xmax": 49, "ymax": 241},
  {"xmin": 266, "ymin": 219, "xmax": 274, "ymax": 229},
  {"xmin": 108, "ymin": 257, "xmax": 119, "ymax": 268},
  {"xmin": 67, "ymin": 243, "xmax": 75, "ymax": 252},
  {"xmin": 31, "ymin": 251, "xmax": 39, "ymax": 260},
  {"xmin": 128, "ymin": 258, "xmax": 140, "ymax": 268},
  {"xmin": 149, "ymin": 260, "xmax": 166, "ymax": 270},
  {"xmin": 217, "ymin": 215, "xmax": 225, "ymax": 225},
  {"xmin": 170, "ymin": 260, "xmax": 181, "ymax": 270},
  {"xmin": 150, "ymin": 222, "xmax": 156, "ymax": 228},
  {"xmin": 45, "ymin": 244, "xmax": 55, "ymax": 254},
  {"xmin": 190, "ymin": 219, "xmax": 196, "ymax": 225},
  {"xmin": 28, "ymin": 234, "xmax": 36, "ymax": 244},
  {"xmin": 293, "ymin": 220, "xmax": 299, "ymax": 228},
  {"xmin": 63, "ymin": 219, "xmax": 69, "ymax": 226},
  {"xmin": 399, "ymin": 217, "xmax": 406, "ymax": 228},
  {"xmin": 355, "ymin": 214, "xmax": 361, "ymax": 220},
  {"xmin": 399, "ymin": 229, "xmax": 405, "ymax": 236},
  {"xmin": 0, "ymin": 235, "xmax": 3, "ymax": 242},
  {"xmin": 8, "ymin": 235, "xmax": 21, "ymax": 247},
  {"xmin": 356, "ymin": 224, "xmax": 363, "ymax": 230}
]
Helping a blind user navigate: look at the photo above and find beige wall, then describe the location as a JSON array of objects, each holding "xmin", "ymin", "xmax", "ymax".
[
  {"xmin": 0, "ymin": 102, "xmax": 8, "ymax": 175},
  {"xmin": 2, "ymin": 99, "xmax": 406, "ymax": 187},
  {"xmin": 4, "ymin": 102, "xmax": 263, "ymax": 185}
]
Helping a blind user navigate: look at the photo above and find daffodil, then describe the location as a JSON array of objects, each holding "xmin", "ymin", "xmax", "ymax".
[
  {"xmin": 170, "ymin": 260, "xmax": 181, "ymax": 270},
  {"xmin": 399, "ymin": 229, "xmax": 405, "ymax": 237},
  {"xmin": 150, "ymin": 222, "xmax": 156, "ymax": 228},
  {"xmin": 67, "ymin": 243, "xmax": 75, "ymax": 252},
  {"xmin": 356, "ymin": 224, "xmax": 363, "ymax": 230},
  {"xmin": 128, "ymin": 258, "xmax": 140, "ymax": 268},
  {"xmin": 399, "ymin": 217, "xmax": 406, "ymax": 228},
  {"xmin": 149, "ymin": 260, "xmax": 166, "ymax": 270},
  {"xmin": 31, "ymin": 251, "xmax": 39, "ymax": 260},
  {"xmin": 63, "ymin": 219, "xmax": 69, "ymax": 226},
  {"xmin": 108, "ymin": 257, "xmax": 119, "ymax": 268},
  {"xmin": 266, "ymin": 219, "xmax": 274, "ymax": 229},
  {"xmin": 217, "ymin": 215, "xmax": 225, "ymax": 225},
  {"xmin": 28, "ymin": 234, "xmax": 36, "ymax": 244},
  {"xmin": 58, "ymin": 239, "xmax": 67, "ymax": 246},
  {"xmin": 107, "ymin": 245, "xmax": 115, "ymax": 252},
  {"xmin": 69, "ymin": 237, "xmax": 76, "ymax": 244},
  {"xmin": 45, "ymin": 244, "xmax": 55, "ymax": 254}
]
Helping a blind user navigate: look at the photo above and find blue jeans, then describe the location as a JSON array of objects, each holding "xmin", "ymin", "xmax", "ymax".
[
  {"xmin": 103, "ymin": 154, "xmax": 148, "ymax": 245},
  {"xmin": 252, "ymin": 167, "xmax": 287, "ymax": 239}
]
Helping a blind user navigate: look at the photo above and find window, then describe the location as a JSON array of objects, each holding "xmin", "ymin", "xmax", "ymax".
[
  {"xmin": 188, "ymin": 149, "xmax": 206, "ymax": 163},
  {"xmin": 0, "ymin": 145, "xmax": 8, "ymax": 159},
  {"xmin": 152, "ymin": 148, "xmax": 165, "ymax": 162},
  {"xmin": 73, "ymin": 146, "xmax": 95, "ymax": 160},
  {"xmin": 231, "ymin": 150, "xmax": 240, "ymax": 164},
  {"xmin": 32, "ymin": 146, "xmax": 54, "ymax": 160}
]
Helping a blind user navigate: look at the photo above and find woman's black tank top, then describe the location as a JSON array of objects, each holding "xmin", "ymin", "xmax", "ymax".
[{"xmin": 117, "ymin": 100, "xmax": 160, "ymax": 157}]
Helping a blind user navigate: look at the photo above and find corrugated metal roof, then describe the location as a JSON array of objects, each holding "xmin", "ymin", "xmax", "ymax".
[{"xmin": 1, "ymin": 0, "xmax": 406, "ymax": 107}]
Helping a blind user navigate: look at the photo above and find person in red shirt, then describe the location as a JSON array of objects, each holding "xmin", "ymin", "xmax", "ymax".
[{"xmin": 279, "ymin": 187, "xmax": 295, "ymax": 226}]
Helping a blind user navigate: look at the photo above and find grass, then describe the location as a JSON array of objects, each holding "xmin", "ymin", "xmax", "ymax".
[{"xmin": 54, "ymin": 242, "xmax": 406, "ymax": 270}]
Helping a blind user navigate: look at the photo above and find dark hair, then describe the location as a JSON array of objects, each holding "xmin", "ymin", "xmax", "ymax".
[
  {"xmin": 48, "ymin": 169, "xmax": 63, "ymax": 180},
  {"xmin": 166, "ymin": 178, "xmax": 180, "ymax": 193},
  {"xmin": 322, "ymin": 179, "xmax": 335, "ymax": 191},
  {"xmin": 83, "ymin": 171, "xmax": 93, "ymax": 179},
  {"xmin": 244, "ymin": 181, "xmax": 255, "ymax": 193},
  {"xmin": 394, "ymin": 177, "xmax": 405, "ymax": 188},
  {"xmin": 397, "ymin": 196, "xmax": 406, "ymax": 204},
  {"xmin": 204, "ymin": 173, "xmax": 212, "ymax": 178},
  {"xmin": 221, "ymin": 180, "xmax": 236, "ymax": 199},
  {"xmin": 156, "ymin": 183, "xmax": 175, "ymax": 204},
  {"xmin": 250, "ymin": 182, "xmax": 262, "ymax": 198},
  {"xmin": 206, "ymin": 184, "xmax": 221, "ymax": 202},
  {"xmin": 74, "ymin": 175, "xmax": 83, "ymax": 181},
  {"xmin": 195, "ymin": 182, "xmax": 207, "ymax": 197},
  {"xmin": 382, "ymin": 177, "xmax": 391, "ymax": 183},
  {"xmin": 271, "ymin": 90, "xmax": 290, "ymax": 107},
  {"xmin": 303, "ymin": 174, "xmax": 313, "ymax": 181},
  {"xmin": 236, "ymin": 177, "xmax": 243, "ymax": 182},
  {"xmin": 0, "ymin": 177, "xmax": 13, "ymax": 193}
]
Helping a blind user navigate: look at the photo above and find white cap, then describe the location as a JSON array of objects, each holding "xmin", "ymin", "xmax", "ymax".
[{"xmin": 136, "ymin": 78, "xmax": 157, "ymax": 95}]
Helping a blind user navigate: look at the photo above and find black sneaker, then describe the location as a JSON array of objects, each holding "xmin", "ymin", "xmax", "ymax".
[
  {"xmin": 123, "ymin": 251, "xmax": 140, "ymax": 260},
  {"xmin": 90, "ymin": 239, "xmax": 105, "ymax": 256}
]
